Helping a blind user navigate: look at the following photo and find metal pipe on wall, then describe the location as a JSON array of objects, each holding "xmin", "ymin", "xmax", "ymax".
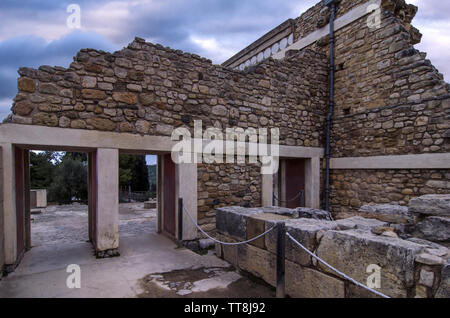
[{"xmin": 324, "ymin": 0, "xmax": 338, "ymax": 212}]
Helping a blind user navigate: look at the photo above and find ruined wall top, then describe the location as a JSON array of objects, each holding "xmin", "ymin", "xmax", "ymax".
[{"xmin": 5, "ymin": 39, "xmax": 329, "ymax": 148}]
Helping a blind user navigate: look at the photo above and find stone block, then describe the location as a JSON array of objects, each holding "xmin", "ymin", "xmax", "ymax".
[
  {"xmin": 316, "ymin": 229, "xmax": 425, "ymax": 298},
  {"xmin": 237, "ymin": 244, "xmax": 276, "ymax": 287},
  {"xmin": 435, "ymin": 261, "xmax": 450, "ymax": 298},
  {"xmin": 295, "ymin": 207, "xmax": 332, "ymax": 220},
  {"xmin": 414, "ymin": 217, "xmax": 450, "ymax": 242},
  {"xmin": 335, "ymin": 216, "xmax": 388, "ymax": 231},
  {"xmin": 216, "ymin": 207, "xmax": 262, "ymax": 240},
  {"xmin": 286, "ymin": 260, "xmax": 345, "ymax": 298},
  {"xmin": 247, "ymin": 213, "xmax": 290, "ymax": 249},
  {"xmin": 359, "ymin": 204, "xmax": 413, "ymax": 224},
  {"xmin": 409, "ymin": 195, "xmax": 450, "ymax": 217},
  {"xmin": 144, "ymin": 201, "xmax": 156, "ymax": 209},
  {"xmin": 269, "ymin": 218, "xmax": 339, "ymax": 266}
]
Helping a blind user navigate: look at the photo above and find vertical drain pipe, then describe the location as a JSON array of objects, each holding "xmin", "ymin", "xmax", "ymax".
[{"xmin": 324, "ymin": 0, "xmax": 337, "ymax": 212}]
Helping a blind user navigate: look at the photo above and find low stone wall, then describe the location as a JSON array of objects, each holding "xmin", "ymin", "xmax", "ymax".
[{"xmin": 215, "ymin": 206, "xmax": 450, "ymax": 298}]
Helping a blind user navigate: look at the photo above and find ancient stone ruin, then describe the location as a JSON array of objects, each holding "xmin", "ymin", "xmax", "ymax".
[{"xmin": 0, "ymin": 0, "xmax": 449, "ymax": 298}]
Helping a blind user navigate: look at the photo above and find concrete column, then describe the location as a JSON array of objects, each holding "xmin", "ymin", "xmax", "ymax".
[
  {"xmin": 177, "ymin": 162, "xmax": 198, "ymax": 241},
  {"xmin": 95, "ymin": 148, "xmax": 119, "ymax": 252},
  {"xmin": 0, "ymin": 143, "xmax": 17, "ymax": 265},
  {"xmin": 261, "ymin": 173, "xmax": 274, "ymax": 207},
  {"xmin": 305, "ymin": 157, "xmax": 320, "ymax": 209}
]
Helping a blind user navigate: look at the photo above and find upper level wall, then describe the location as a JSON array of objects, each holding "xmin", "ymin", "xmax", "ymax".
[
  {"xmin": 291, "ymin": 0, "xmax": 450, "ymax": 157},
  {"xmin": 6, "ymin": 39, "xmax": 328, "ymax": 149}
]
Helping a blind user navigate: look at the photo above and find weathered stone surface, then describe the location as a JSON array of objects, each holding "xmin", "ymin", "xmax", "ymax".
[
  {"xmin": 277, "ymin": 218, "xmax": 338, "ymax": 266},
  {"xmin": 316, "ymin": 229, "xmax": 425, "ymax": 298},
  {"xmin": 135, "ymin": 119, "xmax": 150, "ymax": 134},
  {"xmin": 112, "ymin": 92, "xmax": 137, "ymax": 104},
  {"xmin": 409, "ymin": 195, "xmax": 450, "ymax": 217},
  {"xmin": 359, "ymin": 204, "xmax": 413, "ymax": 224},
  {"xmin": 216, "ymin": 206, "xmax": 262, "ymax": 240},
  {"xmin": 237, "ymin": 244, "xmax": 276, "ymax": 287},
  {"xmin": 82, "ymin": 76, "xmax": 97, "ymax": 88},
  {"xmin": 419, "ymin": 269, "xmax": 434, "ymax": 288},
  {"xmin": 415, "ymin": 253, "xmax": 444, "ymax": 266},
  {"xmin": 261, "ymin": 206, "xmax": 297, "ymax": 217},
  {"xmin": 38, "ymin": 83, "xmax": 59, "ymax": 95},
  {"xmin": 155, "ymin": 124, "xmax": 173, "ymax": 136},
  {"xmin": 435, "ymin": 261, "xmax": 450, "ymax": 298},
  {"xmin": 414, "ymin": 217, "xmax": 450, "ymax": 242},
  {"xmin": 139, "ymin": 93, "xmax": 155, "ymax": 106},
  {"xmin": 13, "ymin": 100, "xmax": 34, "ymax": 116},
  {"xmin": 32, "ymin": 113, "xmax": 58, "ymax": 126},
  {"xmin": 81, "ymin": 89, "xmax": 106, "ymax": 100},
  {"xmin": 286, "ymin": 260, "xmax": 345, "ymax": 298},
  {"xmin": 295, "ymin": 207, "xmax": 332, "ymax": 220},
  {"xmin": 18, "ymin": 77, "xmax": 35, "ymax": 92},
  {"xmin": 86, "ymin": 118, "xmax": 116, "ymax": 131},
  {"xmin": 335, "ymin": 216, "xmax": 388, "ymax": 231},
  {"xmin": 247, "ymin": 213, "xmax": 290, "ymax": 249}
]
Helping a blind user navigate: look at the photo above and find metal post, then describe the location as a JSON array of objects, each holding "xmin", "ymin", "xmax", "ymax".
[
  {"xmin": 178, "ymin": 198, "xmax": 183, "ymax": 241},
  {"xmin": 276, "ymin": 222, "xmax": 286, "ymax": 298}
]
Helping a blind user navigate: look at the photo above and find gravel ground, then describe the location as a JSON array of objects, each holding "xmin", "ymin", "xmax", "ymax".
[{"xmin": 31, "ymin": 203, "xmax": 157, "ymax": 247}]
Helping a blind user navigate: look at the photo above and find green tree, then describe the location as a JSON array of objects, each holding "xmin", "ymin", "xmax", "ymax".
[
  {"xmin": 47, "ymin": 153, "xmax": 88, "ymax": 204},
  {"xmin": 30, "ymin": 151, "xmax": 57, "ymax": 189},
  {"xmin": 119, "ymin": 154, "xmax": 149, "ymax": 191}
]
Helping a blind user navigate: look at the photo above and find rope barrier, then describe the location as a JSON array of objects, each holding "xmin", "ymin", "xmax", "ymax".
[
  {"xmin": 273, "ymin": 190, "xmax": 304, "ymax": 204},
  {"xmin": 183, "ymin": 206, "xmax": 275, "ymax": 246},
  {"xmin": 286, "ymin": 232, "xmax": 390, "ymax": 299}
]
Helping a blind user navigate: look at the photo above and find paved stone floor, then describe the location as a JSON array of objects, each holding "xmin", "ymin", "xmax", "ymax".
[
  {"xmin": 31, "ymin": 203, "xmax": 157, "ymax": 246},
  {"xmin": 1, "ymin": 204, "xmax": 275, "ymax": 298}
]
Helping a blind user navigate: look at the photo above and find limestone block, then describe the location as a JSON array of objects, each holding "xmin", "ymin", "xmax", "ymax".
[
  {"xmin": 247, "ymin": 213, "xmax": 291, "ymax": 250},
  {"xmin": 286, "ymin": 260, "xmax": 345, "ymax": 298},
  {"xmin": 295, "ymin": 207, "xmax": 332, "ymax": 220},
  {"xmin": 144, "ymin": 201, "xmax": 156, "ymax": 209},
  {"xmin": 237, "ymin": 244, "xmax": 276, "ymax": 287},
  {"xmin": 435, "ymin": 261, "xmax": 450, "ymax": 298},
  {"xmin": 316, "ymin": 229, "xmax": 425, "ymax": 298},
  {"xmin": 409, "ymin": 195, "xmax": 450, "ymax": 217},
  {"xmin": 267, "ymin": 218, "xmax": 338, "ymax": 266},
  {"xmin": 335, "ymin": 216, "xmax": 388, "ymax": 231},
  {"xmin": 414, "ymin": 217, "xmax": 450, "ymax": 242},
  {"xmin": 359, "ymin": 204, "xmax": 413, "ymax": 224},
  {"xmin": 216, "ymin": 207, "xmax": 262, "ymax": 240}
]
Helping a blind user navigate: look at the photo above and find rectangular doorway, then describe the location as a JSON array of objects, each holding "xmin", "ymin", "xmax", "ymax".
[{"xmin": 275, "ymin": 158, "xmax": 306, "ymax": 209}]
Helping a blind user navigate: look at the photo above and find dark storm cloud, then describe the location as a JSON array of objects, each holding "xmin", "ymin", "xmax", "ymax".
[
  {"xmin": 0, "ymin": 31, "xmax": 117, "ymax": 118},
  {"xmin": 0, "ymin": 0, "xmax": 448, "ymax": 120}
]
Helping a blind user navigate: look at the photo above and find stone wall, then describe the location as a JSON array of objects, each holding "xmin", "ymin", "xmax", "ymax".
[
  {"xmin": 291, "ymin": 0, "xmax": 450, "ymax": 213},
  {"xmin": 5, "ymin": 38, "xmax": 328, "ymax": 231},
  {"xmin": 197, "ymin": 162, "xmax": 261, "ymax": 232},
  {"xmin": 7, "ymin": 42, "xmax": 328, "ymax": 148},
  {"xmin": 330, "ymin": 169, "xmax": 450, "ymax": 217},
  {"xmin": 215, "ymin": 206, "xmax": 450, "ymax": 298}
]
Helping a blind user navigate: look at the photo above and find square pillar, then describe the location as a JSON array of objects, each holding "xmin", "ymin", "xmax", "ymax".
[
  {"xmin": 305, "ymin": 157, "xmax": 320, "ymax": 209},
  {"xmin": 177, "ymin": 162, "xmax": 198, "ymax": 241},
  {"xmin": 261, "ymin": 173, "xmax": 273, "ymax": 207},
  {"xmin": 0, "ymin": 143, "xmax": 17, "ymax": 266},
  {"xmin": 95, "ymin": 148, "xmax": 119, "ymax": 255}
]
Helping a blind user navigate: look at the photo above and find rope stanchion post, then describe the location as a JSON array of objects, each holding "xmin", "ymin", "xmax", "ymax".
[
  {"xmin": 178, "ymin": 198, "xmax": 183, "ymax": 241},
  {"xmin": 276, "ymin": 222, "xmax": 286, "ymax": 298}
]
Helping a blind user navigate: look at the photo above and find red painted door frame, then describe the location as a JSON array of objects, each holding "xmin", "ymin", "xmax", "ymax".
[
  {"xmin": 14, "ymin": 148, "xmax": 27, "ymax": 260},
  {"xmin": 88, "ymin": 151, "xmax": 98, "ymax": 246}
]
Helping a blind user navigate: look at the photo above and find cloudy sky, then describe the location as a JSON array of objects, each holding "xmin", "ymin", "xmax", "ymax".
[{"xmin": 0, "ymin": 0, "xmax": 448, "ymax": 120}]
